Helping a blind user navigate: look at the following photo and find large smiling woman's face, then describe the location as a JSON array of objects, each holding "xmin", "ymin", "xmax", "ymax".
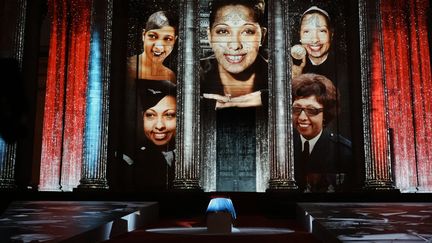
[
  {"xmin": 208, "ymin": 5, "xmax": 264, "ymax": 74},
  {"xmin": 143, "ymin": 95, "xmax": 176, "ymax": 147},
  {"xmin": 300, "ymin": 13, "xmax": 331, "ymax": 64}
]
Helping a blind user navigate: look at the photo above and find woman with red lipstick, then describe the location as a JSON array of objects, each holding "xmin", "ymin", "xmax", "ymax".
[
  {"xmin": 131, "ymin": 80, "xmax": 176, "ymax": 191},
  {"xmin": 128, "ymin": 11, "xmax": 178, "ymax": 82},
  {"xmin": 292, "ymin": 73, "xmax": 352, "ymax": 193}
]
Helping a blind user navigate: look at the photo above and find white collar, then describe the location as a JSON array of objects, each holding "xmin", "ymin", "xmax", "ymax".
[
  {"xmin": 309, "ymin": 54, "xmax": 328, "ymax": 65},
  {"xmin": 300, "ymin": 129, "xmax": 323, "ymax": 154}
]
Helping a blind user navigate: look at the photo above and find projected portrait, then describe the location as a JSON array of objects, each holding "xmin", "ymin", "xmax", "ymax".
[
  {"xmin": 120, "ymin": 0, "xmax": 178, "ymax": 191},
  {"xmin": 201, "ymin": 0, "xmax": 268, "ymax": 109},
  {"xmin": 132, "ymin": 80, "xmax": 176, "ymax": 191},
  {"xmin": 291, "ymin": 6, "xmax": 333, "ymax": 79},
  {"xmin": 200, "ymin": 0, "xmax": 268, "ymax": 192},
  {"xmin": 292, "ymin": 73, "xmax": 352, "ymax": 192},
  {"xmin": 289, "ymin": 2, "xmax": 352, "ymax": 142},
  {"xmin": 127, "ymin": 10, "xmax": 178, "ymax": 82}
]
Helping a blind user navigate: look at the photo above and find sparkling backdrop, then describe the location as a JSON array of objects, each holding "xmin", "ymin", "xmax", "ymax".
[
  {"xmin": 35, "ymin": 0, "xmax": 432, "ymax": 192},
  {"xmin": 373, "ymin": 0, "xmax": 432, "ymax": 192},
  {"xmin": 370, "ymin": 22, "xmax": 391, "ymax": 183},
  {"xmin": 40, "ymin": 0, "xmax": 91, "ymax": 191}
]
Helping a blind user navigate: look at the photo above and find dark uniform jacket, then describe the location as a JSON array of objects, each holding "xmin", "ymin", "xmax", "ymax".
[
  {"xmin": 132, "ymin": 142, "xmax": 175, "ymax": 191},
  {"xmin": 294, "ymin": 129, "xmax": 352, "ymax": 192},
  {"xmin": 303, "ymin": 50, "xmax": 338, "ymax": 85}
]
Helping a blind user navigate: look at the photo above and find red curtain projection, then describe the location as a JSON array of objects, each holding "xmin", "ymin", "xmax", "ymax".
[
  {"xmin": 39, "ymin": 0, "xmax": 91, "ymax": 191},
  {"xmin": 372, "ymin": 0, "xmax": 432, "ymax": 192}
]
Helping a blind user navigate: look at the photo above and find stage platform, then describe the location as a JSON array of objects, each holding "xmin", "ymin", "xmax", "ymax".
[
  {"xmin": 1, "ymin": 192, "xmax": 432, "ymax": 242},
  {"xmin": 0, "ymin": 201, "xmax": 158, "ymax": 242},
  {"xmin": 298, "ymin": 202, "xmax": 432, "ymax": 242}
]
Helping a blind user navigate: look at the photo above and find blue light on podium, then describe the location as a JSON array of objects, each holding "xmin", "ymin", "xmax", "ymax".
[{"xmin": 206, "ymin": 198, "xmax": 236, "ymax": 233}]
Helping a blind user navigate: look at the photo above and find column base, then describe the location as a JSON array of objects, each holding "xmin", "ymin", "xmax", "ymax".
[
  {"xmin": 75, "ymin": 179, "xmax": 109, "ymax": 191},
  {"xmin": 363, "ymin": 179, "xmax": 399, "ymax": 192},
  {"xmin": 0, "ymin": 179, "xmax": 17, "ymax": 190},
  {"xmin": 267, "ymin": 179, "xmax": 298, "ymax": 191},
  {"xmin": 172, "ymin": 179, "xmax": 202, "ymax": 191}
]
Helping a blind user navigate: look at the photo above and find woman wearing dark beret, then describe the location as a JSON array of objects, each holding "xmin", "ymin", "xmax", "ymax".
[
  {"xmin": 122, "ymin": 10, "xmax": 178, "ymax": 190},
  {"xmin": 132, "ymin": 80, "xmax": 176, "ymax": 191}
]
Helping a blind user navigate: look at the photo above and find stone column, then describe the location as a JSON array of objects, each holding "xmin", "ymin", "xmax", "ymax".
[
  {"xmin": 267, "ymin": 0, "xmax": 297, "ymax": 190},
  {"xmin": 172, "ymin": 0, "xmax": 202, "ymax": 190},
  {"xmin": 359, "ymin": 0, "xmax": 396, "ymax": 191},
  {"xmin": 0, "ymin": 0, "xmax": 27, "ymax": 190},
  {"xmin": 77, "ymin": 0, "xmax": 113, "ymax": 190}
]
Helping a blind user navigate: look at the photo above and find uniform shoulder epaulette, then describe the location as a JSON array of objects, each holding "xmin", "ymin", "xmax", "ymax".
[{"xmin": 329, "ymin": 132, "xmax": 352, "ymax": 148}]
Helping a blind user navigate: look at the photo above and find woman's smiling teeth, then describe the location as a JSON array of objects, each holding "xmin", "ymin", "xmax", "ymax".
[
  {"xmin": 153, "ymin": 51, "xmax": 163, "ymax": 56},
  {"xmin": 225, "ymin": 54, "xmax": 244, "ymax": 63},
  {"xmin": 153, "ymin": 133, "xmax": 166, "ymax": 140},
  {"xmin": 298, "ymin": 123, "xmax": 310, "ymax": 128},
  {"xmin": 308, "ymin": 45, "xmax": 322, "ymax": 51}
]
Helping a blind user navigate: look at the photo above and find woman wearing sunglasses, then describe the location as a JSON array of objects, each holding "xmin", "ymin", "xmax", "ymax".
[{"xmin": 292, "ymin": 73, "xmax": 352, "ymax": 193}]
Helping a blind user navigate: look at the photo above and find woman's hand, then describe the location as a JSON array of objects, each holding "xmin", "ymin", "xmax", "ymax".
[{"xmin": 203, "ymin": 91, "xmax": 263, "ymax": 109}]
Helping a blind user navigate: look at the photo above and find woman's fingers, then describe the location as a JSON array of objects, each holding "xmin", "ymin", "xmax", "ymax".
[{"xmin": 203, "ymin": 93, "xmax": 230, "ymax": 103}]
